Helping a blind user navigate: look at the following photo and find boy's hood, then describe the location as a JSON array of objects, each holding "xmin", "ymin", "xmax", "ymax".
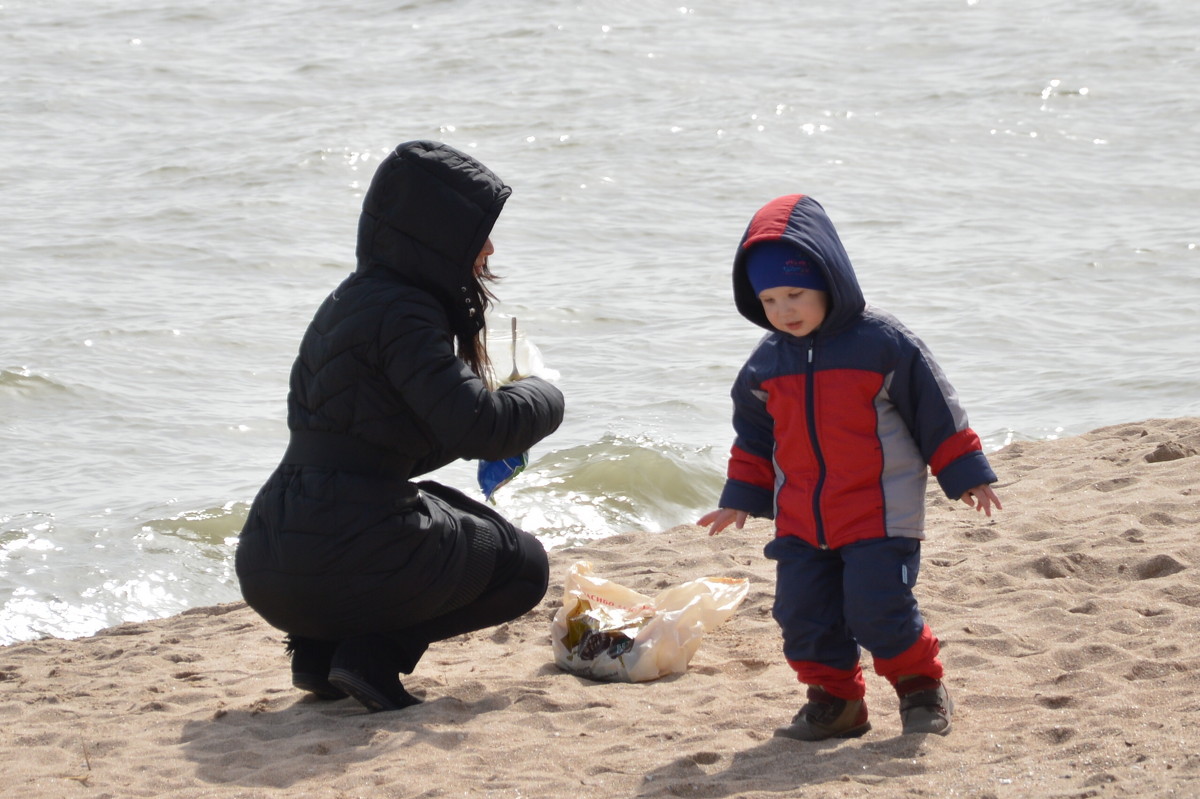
[{"xmin": 733, "ymin": 194, "xmax": 865, "ymax": 335}]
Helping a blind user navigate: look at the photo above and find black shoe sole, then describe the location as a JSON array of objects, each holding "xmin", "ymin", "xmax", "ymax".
[
  {"xmin": 292, "ymin": 672, "xmax": 348, "ymax": 701},
  {"xmin": 327, "ymin": 667, "xmax": 421, "ymax": 713}
]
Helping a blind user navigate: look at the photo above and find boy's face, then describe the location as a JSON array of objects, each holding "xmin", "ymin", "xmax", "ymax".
[{"xmin": 758, "ymin": 285, "xmax": 829, "ymax": 337}]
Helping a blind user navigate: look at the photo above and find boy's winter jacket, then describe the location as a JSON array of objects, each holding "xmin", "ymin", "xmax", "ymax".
[{"xmin": 719, "ymin": 194, "xmax": 995, "ymax": 550}]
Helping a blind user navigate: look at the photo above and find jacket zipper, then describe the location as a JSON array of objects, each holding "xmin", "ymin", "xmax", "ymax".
[{"xmin": 805, "ymin": 338, "xmax": 829, "ymax": 549}]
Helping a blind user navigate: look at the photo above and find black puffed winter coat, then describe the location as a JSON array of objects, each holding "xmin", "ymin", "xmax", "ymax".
[{"xmin": 235, "ymin": 141, "xmax": 565, "ymax": 641}]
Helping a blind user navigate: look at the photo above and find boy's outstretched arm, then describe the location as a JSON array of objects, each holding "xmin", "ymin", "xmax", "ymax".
[
  {"xmin": 698, "ymin": 508, "xmax": 748, "ymax": 536},
  {"xmin": 961, "ymin": 484, "xmax": 1003, "ymax": 517}
]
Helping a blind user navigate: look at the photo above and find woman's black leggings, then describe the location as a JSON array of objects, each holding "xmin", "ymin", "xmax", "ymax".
[{"xmin": 382, "ymin": 482, "xmax": 550, "ymax": 673}]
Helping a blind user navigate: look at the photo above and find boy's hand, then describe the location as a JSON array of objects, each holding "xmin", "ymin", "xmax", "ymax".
[
  {"xmin": 960, "ymin": 484, "xmax": 1002, "ymax": 517},
  {"xmin": 697, "ymin": 508, "xmax": 747, "ymax": 536}
]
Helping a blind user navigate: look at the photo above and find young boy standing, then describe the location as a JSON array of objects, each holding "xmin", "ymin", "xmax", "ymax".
[{"xmin": 700, "ymin": 194, "xmax": 1001, "ymax": 740}]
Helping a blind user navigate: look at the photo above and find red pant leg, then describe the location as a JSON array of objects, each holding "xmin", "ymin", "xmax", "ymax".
[
  {"xmin": 872, "ymin": 624, "xmax": 943, "ymax": 685},
  {"xmin": 786, "ymin": 659, "xmax": 867, "ymax": 700}
]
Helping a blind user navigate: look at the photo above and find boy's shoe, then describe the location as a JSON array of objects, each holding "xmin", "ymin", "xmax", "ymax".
[
  {"xmin": 773, "ymin": 686, "xmax": 871, "ymax": 741},
  {"xmin": 897, "ymin": 676, "xmax": 954, "ymax": 735},
  {"xmin": 285, "ymin": 635, "xmax": 348, "ymax": 700},
  {"xmin": 327, "ymin": 636, "xmax": 423, "ymax": 713}
]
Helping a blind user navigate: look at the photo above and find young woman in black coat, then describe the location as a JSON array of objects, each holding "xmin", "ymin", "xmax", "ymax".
[{"xmin": 236, "ymin": 141, "xmax": 565, "ymax": 712}]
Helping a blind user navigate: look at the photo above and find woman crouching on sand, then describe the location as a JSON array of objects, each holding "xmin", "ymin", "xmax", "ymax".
[{"xmin": 235, "ymin": 141, "xmax": 565, "ymax": 712}]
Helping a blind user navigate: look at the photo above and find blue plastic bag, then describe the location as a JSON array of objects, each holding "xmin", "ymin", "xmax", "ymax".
[{"xmin": 477, "ymin": 452, "xmax": 529, "ymax": 503}]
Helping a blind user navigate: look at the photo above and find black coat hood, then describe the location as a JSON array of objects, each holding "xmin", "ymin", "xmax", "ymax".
[{"xmin": 356, "ymin": 140, "xmax": 512, "ymax": 337}]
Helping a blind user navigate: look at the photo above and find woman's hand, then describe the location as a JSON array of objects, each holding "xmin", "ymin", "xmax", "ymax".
[{"xmin": 697, "ymin": 508, "xmax": 748, "ymax": 536}]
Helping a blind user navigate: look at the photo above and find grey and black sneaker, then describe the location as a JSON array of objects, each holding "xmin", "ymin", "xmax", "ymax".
[
  {"xmin": 774, "ymin": 685, "xmax": 871, "ymax": 741},
  {"xmin": 897, "ymin": 676, "xmax": 954, "ymax": 735}
]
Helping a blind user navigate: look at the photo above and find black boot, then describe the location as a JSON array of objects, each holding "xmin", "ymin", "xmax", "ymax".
[
  {"xmin": 328, "ymin": 635, "xmax": 423, "ymax": 713},
  {"xmin": 285, "ymin": 635, "xmax": 347, "ymax": 700}
]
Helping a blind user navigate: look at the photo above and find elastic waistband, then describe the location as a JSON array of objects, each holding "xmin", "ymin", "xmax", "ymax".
[{"xmin": 281, "ymin": 430, "xmax": 415, "ymax": 480}]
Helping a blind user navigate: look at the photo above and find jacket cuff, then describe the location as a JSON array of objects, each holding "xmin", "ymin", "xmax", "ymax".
[
  {"xmin": 935, "ymin": 451, "xmax": 997, "ymax": 500},
  {"xmin": 718, "ymin": 480, "xmax": 775, "ymax": 519}
]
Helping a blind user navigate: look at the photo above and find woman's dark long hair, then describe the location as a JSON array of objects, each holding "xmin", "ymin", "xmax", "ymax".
[{"xmin": 457, "ymin": 260, "xmax": 500, "ymax": 386}]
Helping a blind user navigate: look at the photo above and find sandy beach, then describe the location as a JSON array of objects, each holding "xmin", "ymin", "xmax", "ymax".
[{"xmin": 2, "ymin": 417, "xmax": 1198, "ymax": 798}]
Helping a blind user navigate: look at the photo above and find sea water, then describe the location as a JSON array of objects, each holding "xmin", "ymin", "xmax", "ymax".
[{"xmin": 2, "ymin": 0, "xmax": 1198, "ymax": 643}]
